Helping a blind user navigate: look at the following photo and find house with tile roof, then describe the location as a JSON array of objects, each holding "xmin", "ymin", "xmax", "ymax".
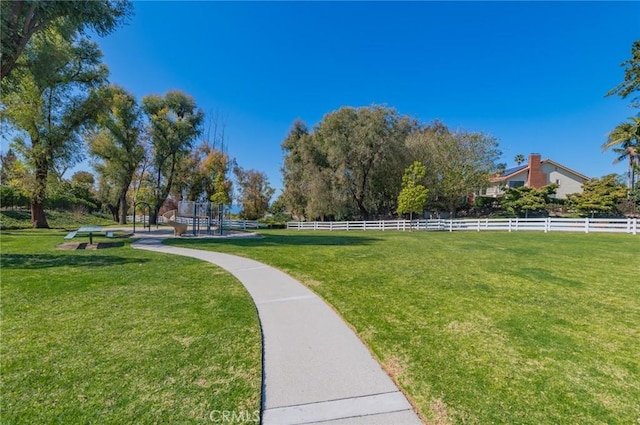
[{"xmin": 481, "ymin": 153, "xmax": 590, "ymax": 199}]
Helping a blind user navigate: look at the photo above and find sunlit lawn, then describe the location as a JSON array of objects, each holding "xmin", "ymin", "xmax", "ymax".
[
  {"xmin": 169, "ymin": 230, "xmax": 640, "ymax": 425},
  {"xmin": 0, "ymin": 230, "xmax": 261, "ymax": 424}
]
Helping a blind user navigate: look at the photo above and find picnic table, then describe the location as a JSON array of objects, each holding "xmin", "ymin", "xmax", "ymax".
[{"xmin": 64, "ymin": 226, "xmax": 113, "ymax": 244}]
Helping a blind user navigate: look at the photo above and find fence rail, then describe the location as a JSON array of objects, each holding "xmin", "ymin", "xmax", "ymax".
[
  {"xmin": 287, "ymin": 217, "xmax": 638, "ymax": 235},
  {"xmin": 162, "ymin": 216, "xmax": 265, "ymax": 230},
  {"xmin": 127, "ymin": 215, "xmax": 265, "ymax": 230}
]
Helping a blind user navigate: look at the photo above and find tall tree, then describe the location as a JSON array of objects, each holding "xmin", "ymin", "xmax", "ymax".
[
  {"xmin": 0, "ymin": 149, "xmax": 29, "ymax": 208},
  {"xmin": 69, "ymin": 170, "xmax": 96, "ymax": 199},
  {"xmin": 175, "ymin": 142, "xmax": 233, "ymax": 205},
  {"xmin": 607, "ymin": 40, "xmax": 640, "ymax": 108},
  {"xmin": 234, "ymin": 167, "xmax": 275, "ymax": 220},
  {"xmin": 0, "ymin": 29, "xmax": 108, "ymax": 227},
  {"xmin": 281, "ymin": 119, "xmax": 311, "ymax": 219},
  {"xmin": 88, "ymin": 85, "xmax": 144, "ymax": 223},
  {"xmin": 602, "ymin": 116, "xmax": 640, "ymax": 190},
  {"xmin": 0, "ymin": 149, "xmax": 21, "ymax": 186},
  {"xmin": 407, "ymin": 123, "xmax": 502, "ymax": 217},
  {"xmin": 397, "ymin": 161, "xmax": 429, "ymax": 223},
  {"xmin": 142, "ymin": 90, "xmax": 204, "ymax": 224},
  {"xmin": 567, "ymin": 174, "xmax": 627, "ymax": 217},
  {"xmin": 514, "ymin": 153, "xmax": 525, "ymax": 166},
  {"xmin": 314, "ymin": 106, "xmax": 414, "ymax": 219},
  {"xmin": 1, "ymin": 0, "xmax": 131, "ymax": 81}
]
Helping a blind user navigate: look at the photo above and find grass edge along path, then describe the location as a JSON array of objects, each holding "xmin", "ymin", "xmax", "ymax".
[
  {"xmin": 1, "ymin": 230, "xmax": 261, "ymax": 424},
  {"xmin": 167, "ymin": 230, "xmax": 640, "ymax": 425}
]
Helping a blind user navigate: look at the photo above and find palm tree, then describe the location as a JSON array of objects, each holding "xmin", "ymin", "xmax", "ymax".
[
  {"xmin": 603, "ymin": 116, "xmax": 640, "ymax": 189},
  {"xmin": 514, "ymin": 154, "xmax": 525, "ymax": 166}
]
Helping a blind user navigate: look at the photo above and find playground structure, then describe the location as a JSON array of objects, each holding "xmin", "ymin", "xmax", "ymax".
[
  {"xmin": 162, "ymin": 210, "xmax": 188, "ymax": 236},
  {"xmin": 161, "ymin": 201, "xmax": 224, "ymax": 237},
  {"xmin": 132, "ymin": 201, "xmax": 152, "ymax": 234},
  {"xmin": 131, "ymin": 201, "xmax": 264, "ymax": 236}
]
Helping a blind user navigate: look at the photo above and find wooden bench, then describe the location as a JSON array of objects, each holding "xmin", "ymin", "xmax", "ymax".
[{"xmin": 64, "ymin": 231, "xmax": 78, "ymax": 240}]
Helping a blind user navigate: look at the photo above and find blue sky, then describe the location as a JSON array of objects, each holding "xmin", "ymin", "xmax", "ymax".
[{"xmin": 6, "ymin": 1, "xmax": 640, "ymax": 195}]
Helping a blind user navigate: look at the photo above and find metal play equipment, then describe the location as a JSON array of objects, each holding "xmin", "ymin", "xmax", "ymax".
[
  {"xmin": 161, "ymin": 201, "xmax": 225, "ymax": 236},
  {"xmin": 132, "ymin": 201, "xmax": 152, "ymax": 234}
]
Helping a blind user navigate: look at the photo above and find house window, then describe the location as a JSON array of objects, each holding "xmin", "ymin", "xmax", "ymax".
[{"xmin": 508, "ymin": 181, "xmax": 525, "ymax": 188}]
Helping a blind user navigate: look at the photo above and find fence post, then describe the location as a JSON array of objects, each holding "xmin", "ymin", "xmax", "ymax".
[
  {"xmin": 508, "ymin": 218, "xmax": 512, "ymax": 232},
  {"xmin": 449, "ymin": 219, "xmax": 453, "ymax": 232},
  {"xmin": 634, "ymin": 218, "xmax": 638, "ymax": 236},
  {"xmin": 545, "ymin": 217, "xmax": 550, "ymax": 233},
  {"xmin": 585, "ymin": 217, "xmax": 589, "ymax": 234},
  {"xmin": 477, "ymin": 219, "xmax": 481, "ymax": 232}
]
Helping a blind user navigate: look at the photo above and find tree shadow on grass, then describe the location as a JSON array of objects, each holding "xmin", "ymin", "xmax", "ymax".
[
  {"xmin": 166, "ymin": 233, "xmax": 383, "ymax": 248},
  {"xmin": 1, "ymin": 253, "xmax": 149, "ymax": 270}
]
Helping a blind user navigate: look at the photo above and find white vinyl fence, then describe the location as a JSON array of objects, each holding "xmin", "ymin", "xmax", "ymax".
[
  {"xmin": 287, "ymin": 217, "xmax": 638, "ymax": 235},
  {"xmin": 163, "ymin": 216, "xmax": 265, "ymax": 230},
  {"xmin": 129, "ymin": 215, "xmax": 264, "ymax": 230},
  {"xmin": 132, "ymin": 215, "xmax": 267, "ymax": 230}
]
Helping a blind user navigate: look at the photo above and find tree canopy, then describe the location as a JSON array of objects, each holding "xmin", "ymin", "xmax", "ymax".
[
  {"xmin": 607, "ymin": 40, "xmax": 640, "ymax": 108},
  {"xmin": 88, "ymin": 85, "xmax": 144, "ymax": 223},
  {"xmin": 142, "ymin": 90, "xmax": 204, "ymax": 223},
  {"xmin": 500, "ymin": 184, "xmax": 558, "ymax": 218},
  {"xmin": 602, "ymin": 116, "xmax": 640, "ymax": 190},
  {"xmin": 234, "ymin": 167, "xmax": 274, "ymax": 220},
  {"xmin": 397, "ymin": 161, "xmax": 429, "ymax": 221},
  {"xmin": 0, "ymin": 28, "xmax": 108, "ymax": 227},
  {"xmin": 281, "ymin": 106, "xmax": 417, "ymax": 220},
  {"xmin": 567, "ymin": 174, "xmax": 627, "ymax": 217},
  {"xmin": 281, "ymin": 109, "xmax": 502, "ymax": 220},
  {"xmin": 1, "ymin": 0, "xmax": 132, "ymax": 81},
  {"xmin": 407, "ymin": 123, "xmax": 502, "ymax": 216}
]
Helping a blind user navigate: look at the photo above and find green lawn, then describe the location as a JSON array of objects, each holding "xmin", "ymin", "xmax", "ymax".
[
  {"xmin": 0, "ymin": 230, "xmax": 261, "ymax": 424},
  {"xmin": 168, "ymin": 230, "xmax": 640, "ymax": 425}
]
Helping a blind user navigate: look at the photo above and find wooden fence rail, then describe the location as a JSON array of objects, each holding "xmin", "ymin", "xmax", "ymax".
[{"xmin": 287, "ymin": 217, "xmax": 638, "ymax": 235}]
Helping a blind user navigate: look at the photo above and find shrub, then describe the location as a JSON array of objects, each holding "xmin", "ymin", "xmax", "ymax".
[{"xmin": 0, "ymin": 186, "xmax": 30, "ymax": 209}]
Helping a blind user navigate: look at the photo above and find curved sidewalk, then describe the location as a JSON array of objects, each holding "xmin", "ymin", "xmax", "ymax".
[{"xmin": 132, "ymin": 236, "xmax": 422, "ymax": 425}]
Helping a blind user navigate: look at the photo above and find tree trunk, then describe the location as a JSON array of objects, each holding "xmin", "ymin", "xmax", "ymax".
[
  {"xmin": 31, "ymin": 157, "xmax": 49, "ymax": 228},
  {"xmin": 356, "ymin": 199, "xmax": 370, "ymax": 220},
  {"xmin": 31, "ymin": 199, "xmax": 48, "ymax": 228},
  {"xmin": 149, "ymin": 208, "xmax": 158, "ymax": 226},
  {"xmin": 107, "ymin": 204, "xmax": 118, "ymax": 222},
  {"xmin": 118, "ymin": 191, "xmax": 127, "ymax": 224},
  {"xmin": 150, "ymin": 154, "xmax": 177, "ymax": 225}
]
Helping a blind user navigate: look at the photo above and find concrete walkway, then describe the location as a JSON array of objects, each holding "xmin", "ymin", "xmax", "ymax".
[{"xmin": 131, "ymin": 234, "xmax": 422, "ymax": 425}]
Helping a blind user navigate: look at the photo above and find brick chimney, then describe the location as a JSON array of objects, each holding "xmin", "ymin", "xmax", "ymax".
[{"xmin": 526, "ymin": 153, "xmax": 547, "ymax": 188}]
